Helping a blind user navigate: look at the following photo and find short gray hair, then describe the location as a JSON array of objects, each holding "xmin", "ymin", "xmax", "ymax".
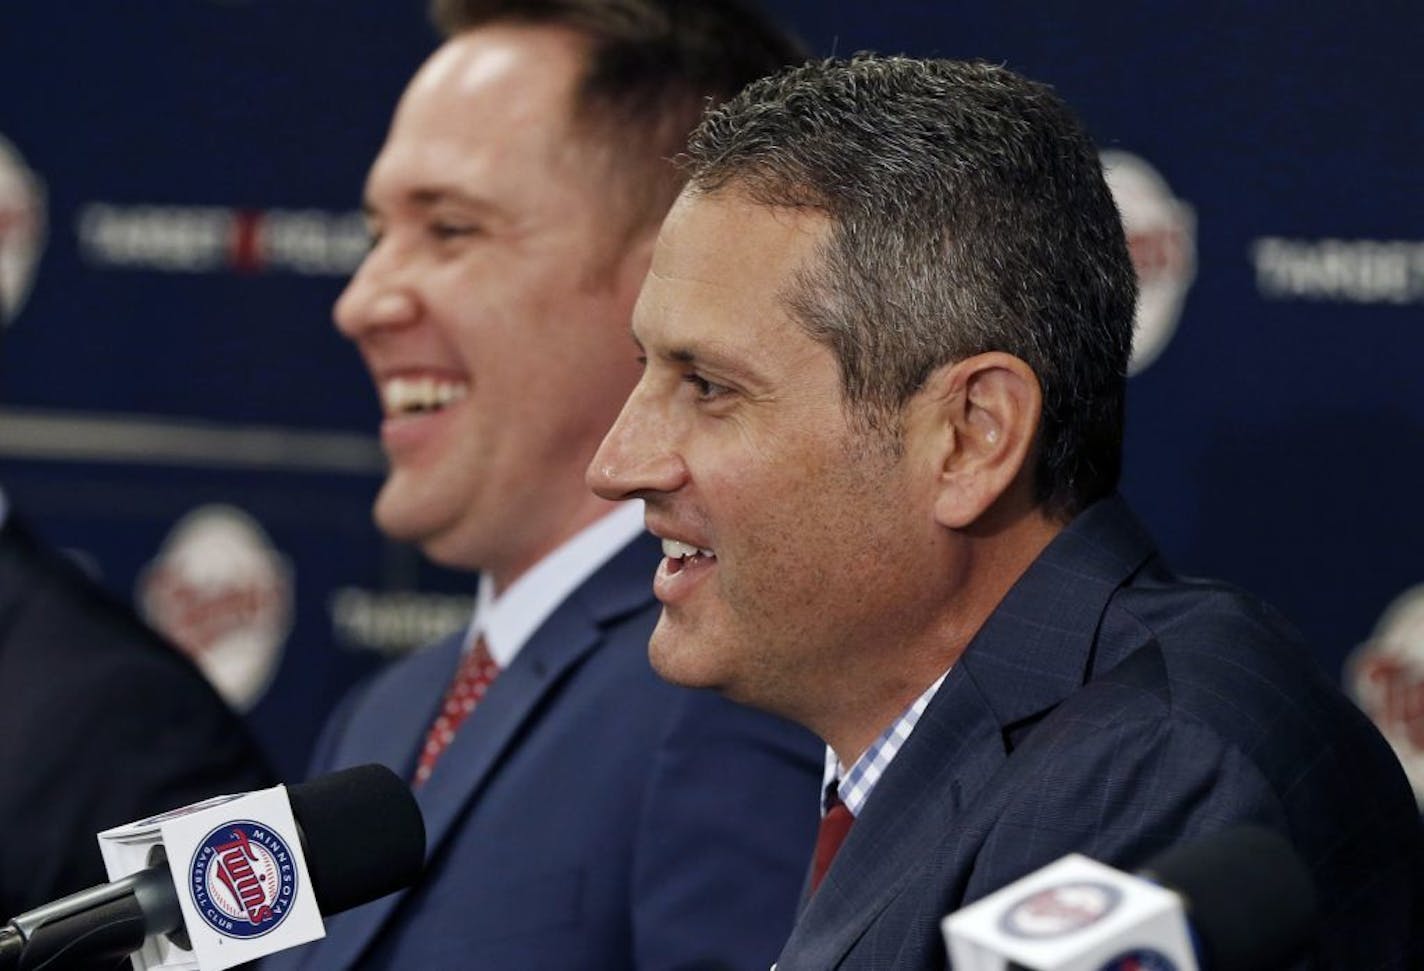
[{"xmin": 685, "ymin": 56, "xmax": 1138, "ymax": 519}]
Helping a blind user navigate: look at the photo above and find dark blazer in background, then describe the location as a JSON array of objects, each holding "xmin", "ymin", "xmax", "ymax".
[
  {"xmin": 270, "ymin": 532, "xmax": 822, "ymax": 970},
  {"xmin": 0, "ymin": 514, "xmax": 275, "ymax": 917},
  {"xmin": 778, "ymin": 496, "xmax": 1424, "ymax": 971}
]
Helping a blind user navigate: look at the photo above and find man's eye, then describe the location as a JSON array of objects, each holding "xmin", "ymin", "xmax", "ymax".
[
  {"xmin": 684, "ymin": 372, "xmax": 731, "ymax": 401},
  {"xmin": 431, "ymin": 223, "xmax": 479, "ymax": 240}
]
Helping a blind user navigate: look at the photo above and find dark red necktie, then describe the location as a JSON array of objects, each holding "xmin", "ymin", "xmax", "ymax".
[
  {"xmin": 809, "ymin": 784, "xmax": 854, "ymax": 894},
  {"xmin": 412, "ymin": 637, "xmax": 499, "ymax": 787}
]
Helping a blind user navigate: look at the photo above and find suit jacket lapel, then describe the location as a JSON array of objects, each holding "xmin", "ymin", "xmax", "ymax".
[
  {"xmin": 414, "ymin": 600, "xmax": 603, "ymax": 851},
  {"xmin": 779, "ymin": 497, "xmax": 1157, "ymax": 967},
  {"xmin": 317, "ymin": 531, "xmax": 659, "ymax": 969}
]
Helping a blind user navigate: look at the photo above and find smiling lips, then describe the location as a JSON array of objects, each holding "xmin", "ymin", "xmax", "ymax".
[
  {"xmin": 655, "ymin": 537, "xmax": 717, "ymax": 604},
  {"xmin": 661, "ymin": 537, "xmax": 715, "ymax": 573},
  {"xmin": 381, "ymin": 376, "xmax": 469, "ymax": 417},
  {"xmin": 375, "ymin": 375, "xmax": 470, "ymax": 456}
]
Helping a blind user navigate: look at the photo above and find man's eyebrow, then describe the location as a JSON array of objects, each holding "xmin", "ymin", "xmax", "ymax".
[
  {"xmin": 628, "ymin": 325, "xmax": 762, "ymax": 384},
  {"xmin": 364, "ymin": 188, "xmax": 506, "ymax": 219},
  {"xmin": 662, "ymin": 343, "xmax": 765, "ymax": 386}
]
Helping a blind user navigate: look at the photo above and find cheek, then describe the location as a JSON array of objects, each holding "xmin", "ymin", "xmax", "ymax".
[{"xmin": 708, "ymin": 469, "xmax": 837, "ymax": 604}]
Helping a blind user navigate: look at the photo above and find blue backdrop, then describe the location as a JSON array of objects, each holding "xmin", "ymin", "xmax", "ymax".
[{"xmin": 1, "ymin": 1, "xmax": 1419, "ymax": 789}]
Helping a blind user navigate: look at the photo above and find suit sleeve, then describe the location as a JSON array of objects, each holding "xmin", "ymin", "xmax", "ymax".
[{"xmin": 630, "ymin": 688, "xmax": 823, "ymax": 971}]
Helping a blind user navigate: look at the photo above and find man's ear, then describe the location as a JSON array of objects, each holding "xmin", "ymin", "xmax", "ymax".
[{"xmin": 912, "ymin": 352, "xmax": 1042, "ymax": 530}]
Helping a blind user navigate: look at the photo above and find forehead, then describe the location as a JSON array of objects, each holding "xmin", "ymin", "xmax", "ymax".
[
  {"xmin": 366, "ymin": 24, "xmax": 592, "ymax": 202},
  {"xmin": 636, "ymin": 190, "xmax": 830, "ymax": 351}
]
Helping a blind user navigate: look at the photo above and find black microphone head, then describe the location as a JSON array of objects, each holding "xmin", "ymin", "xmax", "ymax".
[
  {"xmin": 1140, "ymin": 824, "xmax": 1318, "ymax": 971},
  {"xmin": 285, "ymin": 764, "xmax": 426, "ymax": 917}
]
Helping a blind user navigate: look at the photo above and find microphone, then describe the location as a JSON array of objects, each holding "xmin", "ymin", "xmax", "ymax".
[
  {"xmin": 0, "ymin": 764, "xmax": 425, "ymax": 971},
  {"xmin": 942, "ymin": 825, "xmax": 1317, "ymax": 971}
]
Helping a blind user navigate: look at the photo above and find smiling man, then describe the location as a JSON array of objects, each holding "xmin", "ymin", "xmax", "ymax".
[
  {"xmin": 590, "ymin": 56, "xmax": 1424, "ymax": 969},
  {"xmin": 268, "ymin": 3, "xmax": 822, "ymax": 970}
]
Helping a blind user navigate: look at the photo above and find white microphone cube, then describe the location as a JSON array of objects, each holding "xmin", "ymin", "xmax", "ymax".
[
  {"xmin": 941, "ymin": 853, "xmax": 1197, "ymax": 971},
  {"xmin": 99, "ymin": 785, "xmax": 326, "ymax": 971}
]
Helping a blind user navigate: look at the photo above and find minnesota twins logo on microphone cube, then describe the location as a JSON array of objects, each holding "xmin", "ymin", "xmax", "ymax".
[
  {"xmin": 99, "ymin": 785, "xmax": 325, "ymax": 971},
  {"xmin": 942, "ymin": 854, "xmax": 1195, "ymax": 971},
  {"xmin": 189, "ymin": 821, "xmax": 297, "ymax": 938}
]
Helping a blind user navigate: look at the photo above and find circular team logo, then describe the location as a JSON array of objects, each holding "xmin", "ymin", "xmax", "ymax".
[
  {"xmin": 0, "ymin": 133, "xmax": 46, "ymax": 327},
  {"xmin": 138, "ymin": 504, "xmax": 293, "ymax": 711},
  {"xmin": 1099, "ymin": 948, "xmax": 1179, "ymax": 970},
  {"xmin": 1348, "ymin": 582, "xmax": 1424, "ymax": 807},
  {"xmin": 1101, "ymin": 150, "xmax": 1197, "ymax": 376},
  {"xmin": 999, "ymin": 880, "xmax": 1123, "ymax": 939},
  {"xmin": 189, "ymin": 821, "xmax": 298, "ymax": 939}
]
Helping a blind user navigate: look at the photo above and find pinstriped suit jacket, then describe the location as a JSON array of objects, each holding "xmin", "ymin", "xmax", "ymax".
[{"xmin": 776, "ymin": 496, "xmax": 1424, "ymax": 970}]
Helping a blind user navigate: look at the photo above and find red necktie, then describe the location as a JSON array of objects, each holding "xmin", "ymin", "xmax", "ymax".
[
  {"xmin": 412, "ymin": 637, "xmax": 499, "ymax": 787},
  {"xmin": 809, "ymin": 784, "xmax": 854, "ymax": 894}
]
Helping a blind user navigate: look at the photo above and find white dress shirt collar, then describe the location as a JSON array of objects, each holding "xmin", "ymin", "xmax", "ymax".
[{"xmin": 465, "ymin": 500, "xmax": 646, "ymax": 668}]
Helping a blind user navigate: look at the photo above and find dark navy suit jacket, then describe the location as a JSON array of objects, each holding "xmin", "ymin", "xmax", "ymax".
[
  {"xmin": 0, "ymin": 514, "xmax": 274, "ymax": 917},
  {"xmin": 777, "ymin": 496, "xmax": 1423, "ymax": 970},
  {"xmin": 270, "ymin": 532, "xmax": 822, "ymax": 970}
]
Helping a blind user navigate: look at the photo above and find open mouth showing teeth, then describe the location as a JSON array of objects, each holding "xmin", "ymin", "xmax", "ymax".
[
  {"xmin": 382, "ymin": 377, "xmax": 468, "ymax": 416},
  {"xmin": 662, "ymin": 538, "xmax": 716, "ymax": 575}
]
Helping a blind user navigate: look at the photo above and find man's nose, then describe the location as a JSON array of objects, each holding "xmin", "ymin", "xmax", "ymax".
[
  {"xmin": 587, "ymin": 386, "xmax": 688, "ymax": 501},
  {"xmin": 333, "ymin": 244, "xmax": 419, "ymax": 340}
]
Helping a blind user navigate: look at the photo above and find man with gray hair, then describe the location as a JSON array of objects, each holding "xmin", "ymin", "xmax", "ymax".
[
  {"xmin": 269, "ymin": 2, "xmax": 821, "ymax": 969},
  {"xmin": 590, "ymin": 55, "xmax": 1423, "ymax": 969}
]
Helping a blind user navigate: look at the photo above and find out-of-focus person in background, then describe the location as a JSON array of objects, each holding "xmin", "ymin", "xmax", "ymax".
[
  {"xmin": 0, "ymin": 333, "xmax": 275, "ymax": 918},
  {"xmin": 589, "ymin": 55, "xmax": 1424, "ymax": 969},
  {"xmin": 265, "ymin": 2, "xmax": 821, "ymax": 969}
]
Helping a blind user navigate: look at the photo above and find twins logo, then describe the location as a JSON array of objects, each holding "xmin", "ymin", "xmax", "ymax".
[
  {"xmin": 999, "ymin": 880, "xmax": 1122, "ymax": 939},
  {"xmin": 189, "ymin": 821, "xmax": 298, "ymax": 939}
]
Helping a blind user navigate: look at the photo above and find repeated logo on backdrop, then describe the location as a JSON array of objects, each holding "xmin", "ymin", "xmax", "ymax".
[
  {"xmin": 1101, "ymin": 151, "xmax": 1197, "ymax": 376},
  {"xmin": 0, "ymin": 134, "xmax": 46, "ymax": 326},
  {"xmin": 138, "ymin": 505, "xmax": 294, "ymax": 710},
  {"xmin": 76, "ymin": 202, "xmax": 367, "ymax": 277},
  {"xmin": 1348, "ymin": 583, "xmax": 1424, "ymax": 806},
  {"xmin": 1251, "ymin": 237, "xmax": 1424, "ymax": 304}
]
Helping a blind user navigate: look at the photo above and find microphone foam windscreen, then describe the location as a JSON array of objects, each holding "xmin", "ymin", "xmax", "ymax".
[
  {"xmin": 285, "ymin": 764, "xmax": 426, "ymax": 916},
  {"xmin": 1141, "ymin": 824, "xmax": 1317, "ymax": 971}
]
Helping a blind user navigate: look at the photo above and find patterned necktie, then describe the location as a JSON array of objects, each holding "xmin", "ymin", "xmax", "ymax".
[
  {"xmin": 809, "ymin": 782, "xmax": 854, "ymax": 894},
  {"xmin": 412, "ymin": 636, "xmax": 499, "ymax": 787}
]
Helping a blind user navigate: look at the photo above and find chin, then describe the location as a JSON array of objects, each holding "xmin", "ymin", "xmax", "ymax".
[
  {"xmin": 372, "ymin": 487, "xmax": 456, "ymax": 558},
  {"xmin": 372, "ymin": 491, "xmax": 422, "ymax": 544},
  {"xmin": 647, "ymin": 620, "xmax": 735, "ymax": 694}
]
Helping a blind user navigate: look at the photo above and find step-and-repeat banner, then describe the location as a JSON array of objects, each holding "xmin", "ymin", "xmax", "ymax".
[{"xmin": 1, "ymin": 2, "xmax": 1419, "ymax": 796}]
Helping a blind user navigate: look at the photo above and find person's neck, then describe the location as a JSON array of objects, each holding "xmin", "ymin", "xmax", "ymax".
[
  {"xmin": 486, "ymin": 494, "xmax": 629, "ymax": 595},
  {"xmin": 823, "ymin": 503, "xmax": 1064, "ymax": 768}
]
